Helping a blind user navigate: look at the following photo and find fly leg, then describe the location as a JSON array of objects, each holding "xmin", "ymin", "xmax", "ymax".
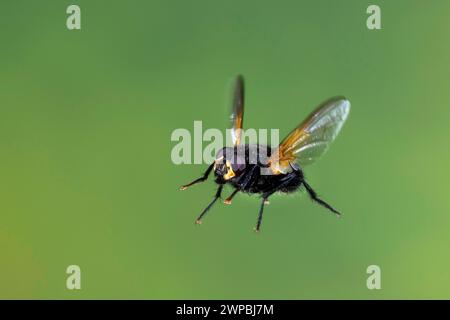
[
  {"xmin": 224, "ymin": 189, "xmax": 239, "ymax": 205},
  {"xmin": 239, "ymin": 165, "xmax": 259, "ymax": 190},
  {"xmin": 254, "ymin": 173, "xmax": 297, "ymax": 232},
  {"xmin": 180, "ymin": 162, "xmax": 214, "ymax": 190},
  {"xmin": 224, "ymin": 165, "xmax": 259, "ymax": 205},
  {"xmin": 303, "ymin": 181, "xmax": 340, "ymax": 216},
  {"xmin": 195, "ymin": 184, "xmax": 224, "ymax": 224},
  {"xmin": 255, "ymin": 197, "xmax": 268, "ymax": 232}
]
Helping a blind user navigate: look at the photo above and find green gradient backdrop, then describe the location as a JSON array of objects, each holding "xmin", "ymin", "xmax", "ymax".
[{"xmin": 1, "ymin": 1, "xmax": 450, "ymax": 299}]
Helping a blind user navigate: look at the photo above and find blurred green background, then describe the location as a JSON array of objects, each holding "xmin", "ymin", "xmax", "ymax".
[{"xmin": 1, "ymin": 0, "xmax": 449, "ymax": 299}]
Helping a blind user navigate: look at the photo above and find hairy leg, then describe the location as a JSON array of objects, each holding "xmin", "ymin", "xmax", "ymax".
[
  {"xmin": 180, "ymin": 162, "xmax": 214, "ymax": 190},
  {"xmin": 303, "ymin": 181, "xmax": 340, "ymax": 216},
  {"xmin": 224, "ymin": 189, "xmax": 239, "ymax": 205},
  {"xmin": 255, "ymin": 197, "xmax": 267, "ymax": 232},
  {"xmin": 255, "ymin": 173, "xmax": 298, "ymax": 232},
  {"xmin": 195, "ymin": 184, "xmax": 224, "ymax": 224}
]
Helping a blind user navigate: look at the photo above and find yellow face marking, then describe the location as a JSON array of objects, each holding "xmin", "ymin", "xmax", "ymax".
[{"xmin": 223, "ymin": 160, "xmax": 235, "ymax": 180}]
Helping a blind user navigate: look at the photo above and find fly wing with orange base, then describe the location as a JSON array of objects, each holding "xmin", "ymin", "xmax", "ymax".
[{"xmin": 269, "ymin": 97, "xmax": 350, "ymax": 174}]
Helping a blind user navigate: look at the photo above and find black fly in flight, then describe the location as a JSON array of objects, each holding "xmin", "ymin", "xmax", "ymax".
[{"xmin": 180, "ymin": 75, "xmax": 350, "ymax": 232}]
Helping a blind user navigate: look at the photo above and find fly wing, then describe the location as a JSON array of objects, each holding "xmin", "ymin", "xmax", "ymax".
[
  {"xmin": 269, "ymin": 97, "xmax": 350, "ymax": 174},
  {"xmin": 230, "ymin": 75, "xmax": 245, "ymax": 146}
]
